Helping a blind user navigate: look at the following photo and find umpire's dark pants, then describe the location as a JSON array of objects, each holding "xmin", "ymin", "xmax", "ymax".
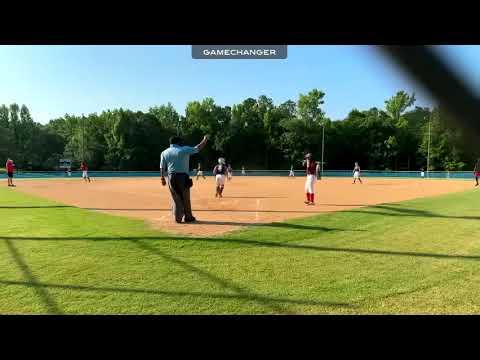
[{"xmin": 167, "ymin": 173, "xmax": 194, "ymax": 222}]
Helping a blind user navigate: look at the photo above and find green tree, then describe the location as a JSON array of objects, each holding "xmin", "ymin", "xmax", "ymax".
[
  {"xmin": 385, "ymin": 91, "xmax": 416, "ymax": 124},
  {"xmin": 384, "ymin": 91, "xmax": 417, "ymax": 169},
  {"xmin": 419, "ymin": 107, "xmax": 472, "ymax": 171},
  {"xmin": 297, "ymin": 89, "xmax": 326, "ymax": 125},
  {"xmin": 148, "ymin": 103, "xmax": 180, "ymax": 132},
  {"xmin": 280, "ymin": 90, "xmax": 327, "ymax": 167},
  {"xmin": 0, "ymin": 105, "xmax": 9, "ymax": 127},
  {"xmin": 9, "ymin": 103, "xmax": 20, "ymax": 146}
]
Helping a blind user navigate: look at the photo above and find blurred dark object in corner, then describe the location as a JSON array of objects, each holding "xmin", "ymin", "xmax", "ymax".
[{"xmin": 379, "ymin": 46, "xmax": 480, "ymax": 150}]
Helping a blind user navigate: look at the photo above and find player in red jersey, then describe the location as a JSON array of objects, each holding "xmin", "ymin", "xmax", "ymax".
[
  {"xmin": 5, "ymin": 158, "xmax": 15, "ymax": 187},
  {"xmin": 80, "ymin": 161, "xmax": 91, "ymax": 183},
  {"xmin": 303, "ymin": 153, "xmax": 318, "ymax": 205}
]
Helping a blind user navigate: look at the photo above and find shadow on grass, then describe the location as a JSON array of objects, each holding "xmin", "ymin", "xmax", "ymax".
[
  {"xmin": 1, "ymin": 237, "xmax": 356, "ymax": 313},
  {"xmin": 86, "ymin": 208, "xmax": 332, "ymax": 214},
  {"xmin": 191, "ymin": 220, "xmax": 365, "ymax": 232},
  {"xmin": 0, "ymin": 279, "xmax": 353, "ymax": 309},
  {"xmin": 345, "ymin": 204, "xmax": 480, "ymax": 221},
  {"xmin": 2, "ymin": 235, "xmax": 479, "ymax": 261},
  {"xmin": 129, "ymin": 239, "xmax": 296, "ymax": 313},
  {"xmin": 4, "ymin": 239, "xmax": 62, "ymax": 314},
  {"xmin": 134, "ymin": 239, "xmax": 355, "ymax": 313},
  {"xmin": 3, "ymin": 204, "xmax": 476, "ymax": 221}
]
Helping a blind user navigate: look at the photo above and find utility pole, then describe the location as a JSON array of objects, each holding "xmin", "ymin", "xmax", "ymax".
[
  {"xmin": 177, "ymin": 116, "xmax": 182, "ymax": 136},
  {"xmin": 82, "ymin": 114, "xmax": 86, "ymax": 162},
  {"xmin": 427, "ymin": 114, "xmax": 431, "ymax": 178},
  {"xmin": 321, "ymin": 124, "xmax": 325, "ymax": 180}
]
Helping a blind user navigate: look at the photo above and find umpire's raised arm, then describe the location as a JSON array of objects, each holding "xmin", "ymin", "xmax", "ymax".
[{"xmin": 195, "ymin": 135, "xmax": 209, "ymax": 151}]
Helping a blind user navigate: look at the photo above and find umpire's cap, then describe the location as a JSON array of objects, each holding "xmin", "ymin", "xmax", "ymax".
[{"xmin": 169, "ymin": 136, "xmax": 183, "ymax": 145}]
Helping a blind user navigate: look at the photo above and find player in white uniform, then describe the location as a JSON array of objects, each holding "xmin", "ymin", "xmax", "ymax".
[
  {"xmin": 303, "ymin": 153, "xmax": 318, "ymax": 205},
  {"xmin": 289, "ymin": 165, "xmax": 295, "ymax": 177},
  {"xmin": 213, "ymin": 158, "xmax": 227, "ymax": 198},
  {"xmin": 353, "ymin": 162, "xmax": 362, "ymax": 184},
  {"xmin": 196, "ymin": 163, "xmax": 206, "ymax": 180},
  {"xmin": 241, "ymin": 166, "xmax": 246, "ymax": 176}
]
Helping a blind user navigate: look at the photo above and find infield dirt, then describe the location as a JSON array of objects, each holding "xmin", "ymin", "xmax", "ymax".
[{"xmin": 16, "ymin": 176, "xmax": 473, "ymax": 236}]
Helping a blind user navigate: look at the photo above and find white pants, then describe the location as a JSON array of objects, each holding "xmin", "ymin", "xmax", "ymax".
[
  {"xmin": 82, "ymin": 171, "xmax": 88, "ymax": 178},
  {"xmin": 305, "ymin": 174, "xmax": 316, "ymax": 193},
  {"xmin": 289, "ymin": 171, "xmax": 295, "ymax": 177},
  {"xmin": 216, "ymin": 174, "xmax": 226, "ymax": 186},
  {"xmin": 353, "ymin": 171, "xmax": 360, "ymax": 179}
]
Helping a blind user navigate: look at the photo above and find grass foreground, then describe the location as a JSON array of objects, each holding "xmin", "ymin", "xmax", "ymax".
[{"xmin": 1, "ymin": 184, "xmax": 480, "ymax": 314}]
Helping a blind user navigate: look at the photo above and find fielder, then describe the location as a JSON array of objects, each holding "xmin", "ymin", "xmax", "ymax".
[
  {"xmin": 289, "ymin": 165, "xmax": 295, "ymax": 177},
  {"xmin": 353, "ymin": 162, "xmax": 362, "ymax": 184},
  {"xmin": 196, "ymin": 163, "xmax": 206, "ymax": 180},
  {"xmin": 227, "ymin": 164, "xmax": 233, "ymax": 181},
  {"xmin": 241, "ymin": 166, "xmax": 246, "ymax": 176},
  {"xmin": 80, "ymin": 161, "xmax": 91, "ymax": 183},
  {"xmin": 303, "ymin": 153, "xmax": 317, "ymax": 205},
  {"xmin": 474, "ymin": 159, "xmax": 480, "ymax": 186},
  {"xmin": 213, "ymin": 158, "xmax": 227, "ymax": 198},
  {"xmin": 5, "ymin": 158, "xmax": 15, "ymax": 187}
]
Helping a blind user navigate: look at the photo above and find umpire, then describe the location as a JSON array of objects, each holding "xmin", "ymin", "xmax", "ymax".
[{"xmin": 160, "ymin": 135, "xmax": 208, "ymax": 223}]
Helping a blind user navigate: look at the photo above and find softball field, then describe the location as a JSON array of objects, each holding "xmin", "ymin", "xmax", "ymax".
[{"xmin": 16, "ymin": 176, "xmax": 472, "ymax": 236}]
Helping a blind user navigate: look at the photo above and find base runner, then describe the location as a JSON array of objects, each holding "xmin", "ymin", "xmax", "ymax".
[
  {"xmin": 213, "ymin": 158, "xmax": 227, "ymax": 198},
  {"xmin": 353, "ymin": 162, "xmax": 362, "ymax": 184},
  {"xmin": 303, "ymin": 153, "xmax": 317, "ymax": 205},
  {"xmin": 80, "ymin": 161, "xmax": 91, "ymax": 183}
]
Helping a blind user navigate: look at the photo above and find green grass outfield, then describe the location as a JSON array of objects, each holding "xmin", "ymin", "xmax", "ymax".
[{"xmin": 1, "ymin": 185, "xmax": 480, "ymax": 314}]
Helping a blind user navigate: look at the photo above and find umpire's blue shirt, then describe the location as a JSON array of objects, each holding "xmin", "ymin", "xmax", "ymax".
[{"xmin": 160, "ymin": 144, "xmax": 199, "ymax": 175}]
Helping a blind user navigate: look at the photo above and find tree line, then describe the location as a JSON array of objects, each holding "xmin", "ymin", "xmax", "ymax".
[{"xmin": 0, "ymin": 89, "xmax": 476, "ymax": 172}]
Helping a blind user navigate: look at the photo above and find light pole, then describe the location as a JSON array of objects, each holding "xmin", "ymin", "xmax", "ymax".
[
  {"xmin": 426, "ymin": 114, "xmax": 431, "ymax": 178},
  {"xmin": 82, "ymin": 114, "xmax": 86, "ymax": 162},
  {"xmin": 320, "ymin": 124, "xmax": 325, "ymax": 179}
]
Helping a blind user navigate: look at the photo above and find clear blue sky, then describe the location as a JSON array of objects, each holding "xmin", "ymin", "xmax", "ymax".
[{"xmin": 0, "ymin": 45, "xmax": 478, "ymax": 124}]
